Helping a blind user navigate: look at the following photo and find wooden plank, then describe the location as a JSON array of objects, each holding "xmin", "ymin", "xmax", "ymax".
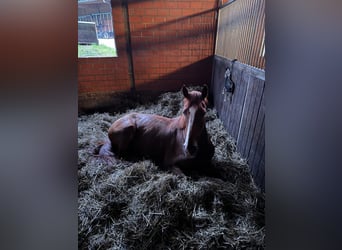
[
  {"xmin": 212, "ymin": 57, "xmax": 229, "ymax": 129},
  {"xmin": 244, "ymin": 79, "xmax": 263, "ymax": 156},
  {"xmin": 226, "ymin": 67, "xmax": 241, "ymax": 138},
  {"xmin": 247, "ymin": 87, "xmax": 265, "ymax": 170},
  {"xmin": 227, "ymin": 67, "xmax": 239, "ymax": 135},
  {"xmin": 237, "ymin": 74, "xmax": 259, "ymax": 155},
  {"xmin": 243, "ymin": 78, "xmax": 265, "ymax": 158},
  {"xmin": 249, "ymin": 121, "xmax": 264, "ymax": 175},
  {"xmin": 249, "ymin": 111, "xmax": 265, "ymax": 179},
  {"xmin": 217, "ymin": 60, "xmax": 227, "ymax": 120},
  {"xmin": 254, "ymin": 147, "xmax": 265, "ymax": 190},
  {"xmin": 236, "ymin": 72, "xmax": 253, "ymax": 153},
  {"xmin": 230, "ymin": 67, "xmax": 249, "ymax": 139}
]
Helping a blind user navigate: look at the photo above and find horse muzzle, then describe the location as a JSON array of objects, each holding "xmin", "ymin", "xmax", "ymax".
[{"xmin": 183, "ymin": 141, "xmax": 198, "ymax": 156}]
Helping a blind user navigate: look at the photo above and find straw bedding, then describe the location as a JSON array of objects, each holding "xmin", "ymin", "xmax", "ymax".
[{"xmin": 78, "ymin": 88, "xmax": 265, "ymax": 249}]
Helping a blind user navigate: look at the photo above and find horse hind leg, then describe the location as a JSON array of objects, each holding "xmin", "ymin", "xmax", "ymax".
[
  {"xmin": 108, "ymin": 121, "xmax": 136, "ymax": 156},
  {"xmin": 93, "ymin": 140, "xmax": 114, "ymax": 157}
]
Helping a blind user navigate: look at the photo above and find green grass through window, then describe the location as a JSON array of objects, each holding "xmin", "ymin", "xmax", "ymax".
[{"xmin": 78, "ymin": 44, "xmax": 117, "ymax": 58}]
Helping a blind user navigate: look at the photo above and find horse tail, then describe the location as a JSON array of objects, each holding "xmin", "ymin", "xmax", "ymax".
[{"xmin": 93, "ymin": 140, "xmax": 114, "ymax": 157}]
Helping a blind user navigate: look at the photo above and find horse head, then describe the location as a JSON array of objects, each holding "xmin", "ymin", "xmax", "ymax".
[{"xmin": 181, "ymin": 85, "xmax": 208, "ymax": 155}]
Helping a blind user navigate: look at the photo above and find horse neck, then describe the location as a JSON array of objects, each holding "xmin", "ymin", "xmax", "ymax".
[{"xmin": 174, "ymin": 114, "xmax": 187, "ymax": 131}]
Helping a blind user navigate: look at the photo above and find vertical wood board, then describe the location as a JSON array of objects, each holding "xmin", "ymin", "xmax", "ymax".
[{"xmin": 212, "ymin": 55, "xmax": 265, "ymax": 190}]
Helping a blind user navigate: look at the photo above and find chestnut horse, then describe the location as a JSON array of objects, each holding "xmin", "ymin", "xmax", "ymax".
[{"xmin": 97, "ymin": 85, "xmax": 214, "ymax": 175}]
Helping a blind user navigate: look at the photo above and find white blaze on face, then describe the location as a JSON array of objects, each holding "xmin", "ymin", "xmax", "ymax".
[{"xmin": 183, "ymin": 106, "xmax": 196, "ymax": 154}]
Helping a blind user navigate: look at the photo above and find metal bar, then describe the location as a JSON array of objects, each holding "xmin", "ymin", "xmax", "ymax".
[{"xmin": 122, "ymin": 0, "xmax": 135, "ymax": 93}]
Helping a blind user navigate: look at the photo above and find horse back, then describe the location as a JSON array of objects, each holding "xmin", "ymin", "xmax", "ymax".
[
  {"xmin": 108, "ymin": 113, "xmax": 177, "ymax": 164},
  {"xmin": 131, "ymin": 113, "xmax": 178, "ymax": 162}
]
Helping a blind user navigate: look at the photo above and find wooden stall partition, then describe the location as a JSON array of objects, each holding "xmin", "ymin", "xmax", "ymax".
[
  {"xmin": 212, "ymin": 56, "xmax": 265, "ymax": 190},
  {"xmin": 211, "ymin": 0, "xmax": 265, "ymax": 190},
  {"xmin": 215, "ymin": 0, "xmax": 265, "ymax": 69}
]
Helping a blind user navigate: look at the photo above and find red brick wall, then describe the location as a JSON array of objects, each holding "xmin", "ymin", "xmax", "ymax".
[
  {"xmin": 78, "ymin": 2, "xmax": 131, "ymax": 96},
  {"xmin": 129, "ymin": 0, "xmax": 217, "ymax": 92},
  {"xmin": 78, "ymin": 0, "xmax": 218, "ymax": 110}
]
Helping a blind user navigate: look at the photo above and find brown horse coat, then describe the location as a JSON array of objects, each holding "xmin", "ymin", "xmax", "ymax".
[{"xmin": 100, "ymin": 85, "xmax": 214, "ymax": 174}]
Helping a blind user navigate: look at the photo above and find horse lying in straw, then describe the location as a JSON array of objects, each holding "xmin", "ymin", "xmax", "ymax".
[{"xmin": 97, "ymin": 85, "xmax": 215, "ymax": 175}]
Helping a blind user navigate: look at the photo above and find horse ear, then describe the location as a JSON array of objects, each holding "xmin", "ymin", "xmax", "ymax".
[
  {"xmin": 201, "ymin": 85, "xmax": 208, "ymax": 100},
  {"xmin": 182, "ymin": 85, "xmax": 189, "ymax": 98}
]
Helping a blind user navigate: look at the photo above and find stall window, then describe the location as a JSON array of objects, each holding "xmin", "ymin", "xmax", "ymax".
[{"xmin": 78, "ymin": 0, "xmax": 117, "ymax": 57}]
